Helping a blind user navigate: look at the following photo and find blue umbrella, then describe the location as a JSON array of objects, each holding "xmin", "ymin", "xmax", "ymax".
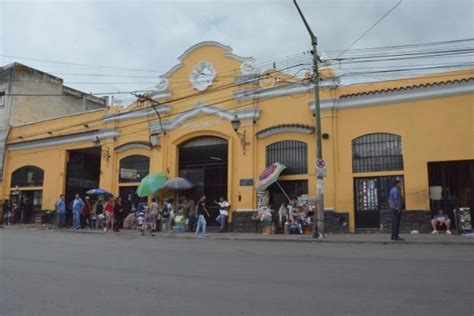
[{"xmin": 86, "ymin": 188, "xmax": 113, "ymax": 199}]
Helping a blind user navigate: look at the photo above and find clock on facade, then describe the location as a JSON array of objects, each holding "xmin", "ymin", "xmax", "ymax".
[{"xmin": 189, "ymin": 61, "xmax": 217, "ymax": 91}]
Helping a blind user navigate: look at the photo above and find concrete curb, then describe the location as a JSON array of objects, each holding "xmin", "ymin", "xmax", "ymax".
[{"xmin": 2, "ymin": 225, "xmax": 473, "ymax": 245}]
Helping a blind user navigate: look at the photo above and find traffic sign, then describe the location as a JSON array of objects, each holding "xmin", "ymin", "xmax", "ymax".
[
  {"xmin": 316, "ymin": 159, "xmax": 326, "ymax": 169},
  {"xmin": 316, "ymin": 159, "xmax": 327, "ymax": 177}
]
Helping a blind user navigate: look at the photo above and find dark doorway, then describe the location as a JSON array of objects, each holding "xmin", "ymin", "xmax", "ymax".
[
  {"xmin": 268, "ymin": 180, "xmax": 308, "ymax": 211},
  {"xmin": 65, "ymin": 148, "xmax": 101, "ymax": 220},
  {"xmin": 119, "ymin": 186, "xmax": 147, "ymax": 213},
  {"xmin": 354, "ymin": 176, "xmax": 404, "ymax": 228},
  {"xmin": 428, "ymin": 160, "xmax": 473, "ymax": 215},
  {"xmin": 178, "ymin": 136, "xmax": 228, "ymax": 224}
]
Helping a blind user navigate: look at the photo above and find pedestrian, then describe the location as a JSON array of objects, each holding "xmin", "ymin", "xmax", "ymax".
[
  {"xmin": 90, "ymin": 201, "xmax": 97, "ymax": 229},
  {"xmin": 164, "ymin": 199, "xmax": 174, "ymax": 231},
  {"xmin": 55, "ymin": 194, "xmax": 66, "ymax": 229},
  {"xmin": 389, "ymin": 180, "xmax": 404, "ymax": 241},
  {"xmin": 104, "ymin": 198, "xmax": 115, "ymax": 233},
  {"xmin": 82, "ymin": 197, "xmax": 93, "ymax": 228},
  {"xmin": 195, "ymin": 195, "xmax": 210, "ymax": 237},
  {"xmin": 214, "ymin": 196, "xmax": 230, "ymax": 232},
  {"xmin": 149, "ymin": 197, "xmax": 159, "ymax": 232},
  {"xmin": 95, "ymin": 199, "xmax": 104, "ymax": 229},
  {"xmin": 187, "ymin": 198, "xmax": 196, "ymax": 232},
  {"xmin": 2, "ymin": 199, "xmax": 12, "ymax": 225},
  {"xmin": 72, "ymin": 194, "xmax": 85, "ymax": 229},
  {"xmin": 113, "ymin": 197, "xmax": 123, "ymax": 232}
]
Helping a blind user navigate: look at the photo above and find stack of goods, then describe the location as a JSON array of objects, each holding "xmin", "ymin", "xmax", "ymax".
[{"xmin": 257, "ymin": 191, "xmax": 269, "ymax": 211}]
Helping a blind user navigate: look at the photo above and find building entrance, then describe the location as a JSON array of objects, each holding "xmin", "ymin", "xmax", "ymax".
[
  {"xmin": 428, "ymin": 160, "xmax": 474, "ymax": 213},
  {"xmin": 354, "ymin": 176, "xmax": 404, "ymax": 228},
  {"xmin": 178, "ymin": 136, "xmax": 228, "ymax": 224},
  {"xmin": 65, "ymin": 148, "xmax": 101, "ymax": 215}
]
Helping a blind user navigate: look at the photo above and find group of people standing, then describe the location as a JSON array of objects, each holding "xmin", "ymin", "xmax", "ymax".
[
  {"xmin": 55, "ymin": 194, "xmax": 125, "ymax": 232},
  {"xmin": 54, "ymin": 193, "xmax": 230, "ymax": 236}
]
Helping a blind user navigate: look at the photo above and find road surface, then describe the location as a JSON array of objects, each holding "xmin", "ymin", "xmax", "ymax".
[{"xmin": 0, "ymin": 229, "xmax": 472, "ymax": 315}]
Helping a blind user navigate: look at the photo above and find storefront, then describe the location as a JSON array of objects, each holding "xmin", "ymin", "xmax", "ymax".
[{"xmin": 2, "ymin": 41, "xmax": 473, "ymax": 232}]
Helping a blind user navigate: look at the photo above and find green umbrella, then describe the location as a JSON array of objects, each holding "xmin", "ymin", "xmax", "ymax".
[{"xmin": 136, "ymin": 172, "xmax": 168, "ymax": 197}]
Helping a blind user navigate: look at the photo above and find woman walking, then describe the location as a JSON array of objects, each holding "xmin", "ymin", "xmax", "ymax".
[
  {"xmin": 2, "ymin": 199, "xmax": 11, "ymax": 225},
  {"xmin": 104, "ymin": 198, "xmax": 115, "ymax": 233},
  {"xmin": 149, "ymin": 198, "xmax": 159, "ymax": 232},
  {"xmin": 113, "ymin": 197, "xmax": 123, "ymax": 232}
]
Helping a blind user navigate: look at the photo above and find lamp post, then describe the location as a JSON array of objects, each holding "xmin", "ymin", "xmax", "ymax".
[
  {"xmin": 293, "ymin": 0, "xmax": 325, "ymax": 238},
  {"xmin": 231, "ymin": 115, "xmax": 250, "ymax": 155},
  {"xmin": 93, "ymin": 136, "xmax": 111, "ymax": 163}
]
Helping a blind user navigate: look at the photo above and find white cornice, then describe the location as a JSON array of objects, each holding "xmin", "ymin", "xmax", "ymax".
[
  {"xmin": 308, "ymin": 80, "xmax": 474, "ymax": 110},
  {"xmin": 160, "ymin": 41, "xmax": 255, "ymax": 79},
  {"xmin": 177, "ymin": 41, "xmax": 232, "ymax": 61},
  {"xmin": 256, "ymin": 126, "xmax": 314, "ymax": 139},
  {"xmin": 7, "ymin": 128, "xmax": 119, "ymax": 151},
  {"xmin": 235, "ymin": 80, "xmax": 339, "ymax": 101},
  {"xmin": 103, "ymin": 105, "xmax": 171, "ymax": 122},
  {"xmin": 149, "ymin": 100, "xmax": 260, "ymax": 133},
  {"xmin": 115, "ymin": 142, "xmax": 152, "ymax": 153}
]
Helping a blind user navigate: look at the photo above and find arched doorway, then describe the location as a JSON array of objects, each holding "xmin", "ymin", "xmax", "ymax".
[{"xmin": 178, "ymin": 136, "xmax": 228, "ymax": 224}]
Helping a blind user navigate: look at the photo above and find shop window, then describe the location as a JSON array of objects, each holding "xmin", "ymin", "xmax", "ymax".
[
  {"xmin": 266, "ymin": 140, "xmax": 308, "ymax": 175},
  {"xmin": 352, "ymin": 133, "xmax": 403, "ymax": 173},
  {"xmin": 10, "ymin": 166, "xmax": 44, "ymax": 187},
  {"xmin": 119, "ymin": 155, "xmax": 150, "ymax": 183}
]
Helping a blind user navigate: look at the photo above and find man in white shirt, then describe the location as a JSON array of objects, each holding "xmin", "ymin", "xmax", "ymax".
[{"xmin": 215, "ymin": 196, "xmax": 230, "ymax": 232}]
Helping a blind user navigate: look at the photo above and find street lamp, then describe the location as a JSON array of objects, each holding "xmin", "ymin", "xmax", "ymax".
[
  {"xmin": 231, "ymin": 115, "xmax": 250, "ymax": 155},
  {"xmin": 293, "ymin": 0, "xmax": 325, "ymax": 238},
  {"xmin": 93, "ymin": 136, "xmax": 111, "ymax": 163}
]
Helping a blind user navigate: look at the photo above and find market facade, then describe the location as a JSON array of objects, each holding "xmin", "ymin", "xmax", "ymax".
[{"xmin": 2, "ymin": 41, "xmax": 473, "ymax": 232}]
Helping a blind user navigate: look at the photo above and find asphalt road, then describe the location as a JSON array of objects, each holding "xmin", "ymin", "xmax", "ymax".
[{"xmin": 0, "ymin": 229, "xmax": 472, "ymax": 316}]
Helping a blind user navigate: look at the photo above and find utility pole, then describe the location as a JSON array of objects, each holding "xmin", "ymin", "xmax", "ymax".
[{"xmin": 293, "ymin": 0, "xmax": 324, "ymax": 238}]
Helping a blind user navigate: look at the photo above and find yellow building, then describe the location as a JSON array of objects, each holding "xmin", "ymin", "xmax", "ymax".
[{"xmin": 2, "ymin": 41, "xmax": 473, "ymax": 232}]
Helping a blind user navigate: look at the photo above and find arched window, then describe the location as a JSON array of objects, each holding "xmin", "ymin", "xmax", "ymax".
[
  {"xmin": 119, "ymin": 155, "xmax": 150, "ymax": 183},
  {"xmin": 266, "ymin": 140, "xmax": 308, "ymax": 176},
  {"xmin": 352, "ymin": 133, "xmax": 403, "ymax": 173},
  {"xmin": 10, "ymin": 166, "xmax": 44, "ymax": 187}
]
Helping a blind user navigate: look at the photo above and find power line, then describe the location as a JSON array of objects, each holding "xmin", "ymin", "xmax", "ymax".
[
  {"xmin": 6, "ymin": 63, "xmax": 306, "ymax": 142},
  {"xmin": 336, "ymin": 0, "xmax": 403, "ymax": 58}
]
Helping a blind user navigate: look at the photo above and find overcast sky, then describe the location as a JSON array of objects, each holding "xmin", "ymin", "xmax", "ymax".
[{"xmin": 1, "ymin": 0, "xmax": 473, "ymax": 103}]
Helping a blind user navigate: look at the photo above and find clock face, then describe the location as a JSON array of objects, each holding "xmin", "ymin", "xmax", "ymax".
[{"xmin": 189, "ymin": 61, "xmax": 216, "ymax": 91}]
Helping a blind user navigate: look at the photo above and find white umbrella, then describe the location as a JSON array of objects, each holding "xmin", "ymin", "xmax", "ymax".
[
  {"xmin": 164, "ymin": 177, "xmax": 195, "ymax": 210},
  {"xmin": 164, "ymin": 177, "xmax": 195, "ymax": 190}
]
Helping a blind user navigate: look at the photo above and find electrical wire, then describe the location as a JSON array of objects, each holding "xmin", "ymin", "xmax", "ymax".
[{"xmin": 6, "ymin": 63, "xmax": 307, "ymax": 142}]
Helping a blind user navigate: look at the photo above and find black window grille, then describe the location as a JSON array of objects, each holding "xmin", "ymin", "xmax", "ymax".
[
  {"xmin": 119, "ymin": 155, "xmax": 150, "ymax": 183},
  {"xmin": 266, "ymin": 140, "xmax": 308, "ymax": 175},
  {"xmin": 10, "ymin": 166, "xmax": 44, "ymax": 187},
  {"xmin": 352, "ymin": 133, "xmax": 403, "ymax": 173}
]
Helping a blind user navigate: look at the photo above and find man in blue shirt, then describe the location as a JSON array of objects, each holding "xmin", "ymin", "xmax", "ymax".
[
  {"xmin": 389, "ymin": 180, "xmax": 404, "ymax": 241},
  {"xmin": 55, "ymin": 194, "xmax": 66, "ymax": 229},
  {"xmin": 72, "ymin": 194, "xmax": 85, "ymax": 230}
]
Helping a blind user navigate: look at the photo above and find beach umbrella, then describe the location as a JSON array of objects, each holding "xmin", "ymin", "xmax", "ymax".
[
  {"xmin": 256, "ymin": 162, "xmax": 290, "ymax": 201},
  {"xmin": 164, "ymin": 177, "xmax": 195, "ymax": 205},
  {"xmin": 86, "ymin": 188, "xmax": 113, "ymax": 200},
  {"xmin": 136, "ymin": 172, "xmax": 167, "ymax": 197},
  {"xmin": 164, "ymin": 177, "xmax": 195, "ymax": 190}
]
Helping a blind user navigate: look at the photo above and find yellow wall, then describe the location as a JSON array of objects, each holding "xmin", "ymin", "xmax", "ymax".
[{"xmin": 2, "ymin": 42, "xmax": 473, "ymax": 232}]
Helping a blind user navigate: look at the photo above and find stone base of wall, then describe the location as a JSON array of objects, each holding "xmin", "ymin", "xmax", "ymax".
[
  {"xmin": 231, "ymin": 211, "xmax": 258, "ymax": 233},
  {"xmin": 380, "ymin": 209, "xmax": 432, "ymax": 233},
  {"xmin": 324, "ymin": 211, "xmax": 350, "ymax": 234},
  {"xmin": 231, "ymin": 210, "xmax": 350, "ymax": 234}
]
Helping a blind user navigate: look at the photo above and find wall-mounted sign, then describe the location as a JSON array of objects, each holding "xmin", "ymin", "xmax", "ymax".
[
  {"xmin": 120, "ymin": 168, "xmax": 138, "ymax": 180},
  {"xmin": 240, "ymin": 179, "xmax": 254, "ymax": 186}
]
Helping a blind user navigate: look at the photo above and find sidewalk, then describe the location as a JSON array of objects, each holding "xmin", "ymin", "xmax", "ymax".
[{"xmin": 2, "ymin": 224, "xmax": 473, "ymax": 245}]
